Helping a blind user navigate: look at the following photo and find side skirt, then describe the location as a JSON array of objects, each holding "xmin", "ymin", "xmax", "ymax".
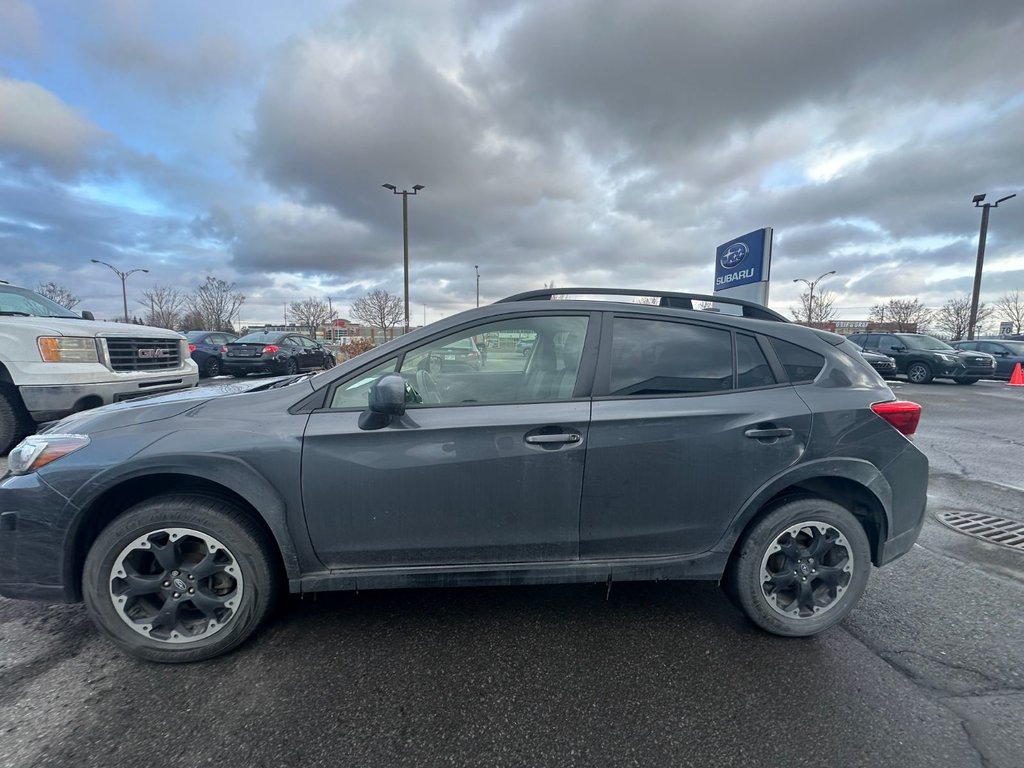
[{"xmin": 290, "ymin": 551, "xmax": 729, "ymax": 594}]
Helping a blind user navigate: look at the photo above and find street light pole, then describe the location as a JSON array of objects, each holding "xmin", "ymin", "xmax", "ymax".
[
  {"xmin": 90, "ymin": 259, "xmax": 149, "ymax": 323},
  {"xmin": 382, "ymin": 183, "xmax": 425, "ymax": 334},
  {"xmin": 968, "ymin": 193, "xmax": 1016, "ymax": 340},
  {"xmin": 792, "ymin": 270, "xmax": 837, "ymax": 324},
  {"xmin": 475, "ymin": 264, "xmax": 480, "ymax": 308}
]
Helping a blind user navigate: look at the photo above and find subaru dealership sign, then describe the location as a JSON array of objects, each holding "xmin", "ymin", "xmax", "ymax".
[{"xmin": 713, "ymin": 227, "xmax": 773, "ymax": 308}]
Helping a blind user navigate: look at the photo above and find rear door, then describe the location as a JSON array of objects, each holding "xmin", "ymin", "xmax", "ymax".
[{"xmin": 579, "ymin": 315, "xmax": 813, "ymax": 559}]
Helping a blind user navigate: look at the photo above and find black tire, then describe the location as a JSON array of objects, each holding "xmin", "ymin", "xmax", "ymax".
[
  {"xmin": 953, "ymin": 376, "xmax": 978, "ymax": 385},
  {"xmin": 205, "ymin": 357, "xmax": 221, "ymax": 378},
  {"xmin": 0, "ymin": 386, "xmax": 32, "ymax": 455},
  {"xmin": 322, "ymin": 355, "xmax": 335, "ymax": 370},
  {"xmin": 82, "ymin": 495, "xmax": 278, "ymax": 663},
  {"xmin": 905, "ymin": 362, "xmax": 933, "ymax": 384},
  {"xmin": 284, "ymin": 357, "xmax": 299, "ymax": 375},
  {"xmin": 725, "ymin": 498, "xmax": 870, "ymax": 637}
]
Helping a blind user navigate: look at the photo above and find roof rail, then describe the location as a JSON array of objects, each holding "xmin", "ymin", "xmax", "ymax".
[{"xmin": 496, "ymin": 288, "xmax": 789, "ymax": 322}]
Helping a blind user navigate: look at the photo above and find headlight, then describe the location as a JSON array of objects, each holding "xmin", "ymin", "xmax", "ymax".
[
  {"xmin": 7, "ymin": 435, "xmax": 91, "ymax": 475},
  {"xmin": 38, "ymin": 337, "xmax": 99, "ymax": 363},
  {"xmin": 938, "ymin": 353, "xmax": 956, "ymax": 362}
]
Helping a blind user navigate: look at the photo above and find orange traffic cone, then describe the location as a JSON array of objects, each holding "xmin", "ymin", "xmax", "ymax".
[{"xmin": 1010, "ymin": 363, "xmax": 1024, "ymax": 387}]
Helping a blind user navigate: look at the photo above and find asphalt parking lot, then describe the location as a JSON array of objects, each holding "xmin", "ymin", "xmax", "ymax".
[{"xmin": 2, "ymin": 379, "xmax": 1023, "ymax": 767}]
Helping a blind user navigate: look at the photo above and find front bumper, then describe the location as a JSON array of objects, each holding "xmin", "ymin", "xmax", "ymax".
[
  {"xmin": 19, "ymin": 369, "xmax": 199, "ymax": 422},
  {"xmin": 936, "ymin": 362, "xmax": 996, "ymax": 379},
  {"xmin": 0, "ymin": 471, "xmax": 77, "ymax": 603}
]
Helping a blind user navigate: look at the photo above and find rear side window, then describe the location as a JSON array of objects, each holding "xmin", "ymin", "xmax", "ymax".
[
  {"xmin": 608, "ymin": 318, "xmax": 733, "ymax": 395},
  {"xmin": 771, "ymin": 339, "xmax": 825, "ymax": 383},
  {"xmin": 737, "ymin": 334, "xmax": 776, "ymax": 389}
]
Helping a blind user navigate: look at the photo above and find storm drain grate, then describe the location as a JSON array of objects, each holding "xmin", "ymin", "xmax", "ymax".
[{"xmin": 936, "ymin": 511, "xmax": 1024, "ymax": 552}]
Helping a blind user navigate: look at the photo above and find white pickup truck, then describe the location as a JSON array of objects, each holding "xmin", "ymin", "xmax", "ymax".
[{"xmin": 0, "ymin": 281, "xmax": 199, "ymax": 452}]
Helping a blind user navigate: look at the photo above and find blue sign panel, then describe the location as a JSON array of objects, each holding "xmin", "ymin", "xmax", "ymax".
[{"xmin": 714, "ymin": 228, "xmax": 769, "ymax": 290}]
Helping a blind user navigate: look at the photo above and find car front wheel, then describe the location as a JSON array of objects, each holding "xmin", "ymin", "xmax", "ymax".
[
  {"xmin": 83, "ymin": 495, "xmax": 278, "ymax": 663},
  {"xmin": 726, "ymin": 498, "xmax": 870, "ymax": 637},
  {"xmin": 906, "ymin": 362, "xmax": 933, "ymax": 384}
]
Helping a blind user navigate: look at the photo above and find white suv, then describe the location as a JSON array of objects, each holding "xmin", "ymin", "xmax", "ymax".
[{"xmin": 0, "ymin": 282, "xmax": 198, "ymax": 452}]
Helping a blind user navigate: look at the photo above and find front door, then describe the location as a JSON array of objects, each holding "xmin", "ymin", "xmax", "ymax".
[
  {"xmin": 301, "ymin": 313, "xmax": 596, "ymax": 568},
  {"xmin": 580, "ymin": 316, "xmax": 813, "ymax": 559}
]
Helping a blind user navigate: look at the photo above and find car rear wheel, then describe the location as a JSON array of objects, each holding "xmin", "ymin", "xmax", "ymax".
[
  {"xmin": 284, "ymin": 357, "xmax": 299, "ymax": 375},
  {"xmin": 83, "ymin": 495, "xmax": 278, "ymax": 663},
  {"xmin": 953, "ymin": 376, "xmax": 978, "ymax": 385},
  {"xmin": 205, "ymin": 357, "xmax": 221, "ymax": 377},
  {"xmin": 0, "ymin": 386, "xmax": 31, "ymax": 455},
  {"xmin": 906, "ymin": 362, "xmax": 933, "ymax": 384},
  {"xmin": 726, "ymin": 498, "xmax": 870, "ymax": 637}
]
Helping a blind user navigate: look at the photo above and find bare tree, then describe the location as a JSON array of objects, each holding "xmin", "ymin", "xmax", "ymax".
[
  {"xmin": 186, "ymin": 276, "xmax": 245, "ymax": 332},
  {"xmin": 995, "ymin": 290, "xmax": 1024, "ymax": 334},
  {"xmin": 287, "ymin": 297, "xmax": 335, "ymax": 337},
  {"xmin": 634, "ymin": 296, "xmax": 660, "ymax": 305},
  {"xmin": 140, "ymin": 285, "xmax": 185, "ymax": 330},
  {"xmin": 932, "ymin": 296, "xmax": 994, "ymax": 340},
  {"xmin": 869, "ymin": 298, "xmax": 932, "ymax": 332},
  {"xmin": 37, "ymin": 281, "xmax": 80, "ymax": 310},
  {"xmin": 350, "ymin": 290, "xmax": 403, "ymax": 341},
  {"xmin": 791, "ymin": 290, "xmax": 838, "ymax": 323}
]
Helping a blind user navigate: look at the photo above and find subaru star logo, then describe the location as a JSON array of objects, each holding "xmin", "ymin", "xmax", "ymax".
[{"xmin": 720, "ymin": 242, "xmax": 749, "ymax": 269}]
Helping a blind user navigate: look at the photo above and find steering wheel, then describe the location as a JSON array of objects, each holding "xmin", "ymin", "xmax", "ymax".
[{"xmin": 415, "ymin": 369, "xmax": 441, "ymax": 404}]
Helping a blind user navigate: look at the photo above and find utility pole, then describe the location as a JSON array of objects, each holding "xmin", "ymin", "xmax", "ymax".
[
  {"xmin": 90, "ymin": 259, "xmax": 149, "ymax": 323},
  {"xmin": 474, "ymin": 264, "xmax": 480, "ymax": 307},
  {"xmin": 382, "ymin": 184, "xmax": 425, "ymax": 333},
  {"xmin": 968, "ymin": 193, "xmax": 1016, "ymax": 340},
  {"xmin": 792, "ymin": 270, "xmax": 836, "ymax": 324}
]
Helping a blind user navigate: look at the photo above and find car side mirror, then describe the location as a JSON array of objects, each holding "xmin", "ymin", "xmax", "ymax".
[
  {"xmin": 358, "ymin": 373, "xmax": 406, "ymax": 430},
  {"xmin": 81, "ymin": 310, "xmax": 95, "ymax": 320}
]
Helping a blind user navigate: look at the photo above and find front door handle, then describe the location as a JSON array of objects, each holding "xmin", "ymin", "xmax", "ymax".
[
  {"xmin": 744, "ymin": 427, "xmax": 793, "ymax": 440},
  {"xmin": 525, "ymin": 433, "xmax": 581, "ymax": 445}
]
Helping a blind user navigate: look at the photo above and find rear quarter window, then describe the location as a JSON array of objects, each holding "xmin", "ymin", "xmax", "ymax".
[{"xmin": 771, "ymin": 338, "xmax": 825, "ymax": 383}]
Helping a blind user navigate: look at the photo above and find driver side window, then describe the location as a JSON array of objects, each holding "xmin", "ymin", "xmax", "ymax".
[{"xmin": 400, "ymin": 316, "xmax": 589, "ymax": 406}]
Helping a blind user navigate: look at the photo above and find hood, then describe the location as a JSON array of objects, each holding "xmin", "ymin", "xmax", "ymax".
[
  {"xmin": 0, "ymin": 315, "xmax": 185, "ymax": 338},
  {"xmin": 41, "ymin": 376, "xmax": 297, "ymax": 434}
]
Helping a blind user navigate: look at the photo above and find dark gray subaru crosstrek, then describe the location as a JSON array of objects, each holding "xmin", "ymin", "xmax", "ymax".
[{"xmin": 0, "ymin": 289, "xmax": 927, "ymax": 663}]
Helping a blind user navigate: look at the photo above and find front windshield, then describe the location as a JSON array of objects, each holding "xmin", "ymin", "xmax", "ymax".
[
  {"xmin": 898, "ymin": 334, "xmax": 953, "ymax": 351},
  {"xmin": 0, "ymin": 284, "xmax": 80, "ymax": 318}
]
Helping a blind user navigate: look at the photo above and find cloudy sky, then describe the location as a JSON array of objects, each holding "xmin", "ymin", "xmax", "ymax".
[{"xmin": 1, "ymin": 0, "xmax": 1022, "ymax": 325}]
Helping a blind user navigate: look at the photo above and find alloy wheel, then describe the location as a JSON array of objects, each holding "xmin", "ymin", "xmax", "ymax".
[
  {"xmin": 759, "ymin": 521, "xmax": 853, "ymax": 619},
  {"xmin": 108, "ymin": 527, "xmax": 244, "ymax": 644}
]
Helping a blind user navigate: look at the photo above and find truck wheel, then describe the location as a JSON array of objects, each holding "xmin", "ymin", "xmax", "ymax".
[
  {"xmin": 905, "ymin": 362, "xmax": 933, "ymax": 384},
  {"xmin": 82, "ymin": 495, "xmax": 278, "ymax": 663},
  {"xmin": 0, "ymin": 387, "xmax": 31, "ymax": 455}
]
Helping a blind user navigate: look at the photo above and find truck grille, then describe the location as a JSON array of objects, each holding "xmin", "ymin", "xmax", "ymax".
[{"xmin": 104, "ymin": 338, "xmax": 182, "ymax": 372}]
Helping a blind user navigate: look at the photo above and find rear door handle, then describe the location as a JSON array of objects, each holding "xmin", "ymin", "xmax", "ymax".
[
  {"xmin": 525, "ymin": 433, "xmax": 581, "ymax": 445},
  {"xmin": 744, "ymin": 427, "xmax": 793, "ymax": 439}
]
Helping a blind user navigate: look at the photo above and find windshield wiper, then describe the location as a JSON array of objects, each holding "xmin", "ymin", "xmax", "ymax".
[{"xmin": 0, "ymin": 311, "xmax": 32, "ymax": 316}]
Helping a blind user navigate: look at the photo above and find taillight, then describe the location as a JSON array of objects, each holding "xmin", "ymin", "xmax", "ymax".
[
  {"xmin": 871, "ymin": 401, "xmax": 921, "ymax": 437},
  {"xmin": 188, "ymin": 344, "xmax": 196, "ymax": 353},
  {"xmin": 263, "ymin": 345, "xmax": 279, "ymax": 355}
]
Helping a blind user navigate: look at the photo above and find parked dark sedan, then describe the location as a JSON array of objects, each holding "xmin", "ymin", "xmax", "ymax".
[
  {"xmin": 952, "ymin": 339, "xmax": 1024, "ymax": 380},
  {"xmin": 222, "ymin": 331, "xmax": 335, "ymax": 377},
  {"xmin": 185, "ymin": 331, "xmax": 237, "ymax": 378},
  {"xmin": 850, "ymin": 342, "xmax": 897, "ymax": 379},
  {"xmin": 0, "ymin": 288, "xmax": 927, "ymax": 663}
]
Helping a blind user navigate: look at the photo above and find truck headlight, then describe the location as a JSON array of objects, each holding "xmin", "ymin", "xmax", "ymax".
[
  {"xmin": 38, "ymin": 337, "xmax": 99, "ymax": 363},
  {"xmin": 7, "ymin": 435, "xmax": 91, "ymax": 475}
]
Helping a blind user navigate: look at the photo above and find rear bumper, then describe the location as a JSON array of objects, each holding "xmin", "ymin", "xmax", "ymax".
[
  {"xmin": 222, "ymin": 357, "xmax": 287, "ymax": 374},
  {"xmin": 877, "ymin": 442, "xmax": 929, "ymax": 566}
]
